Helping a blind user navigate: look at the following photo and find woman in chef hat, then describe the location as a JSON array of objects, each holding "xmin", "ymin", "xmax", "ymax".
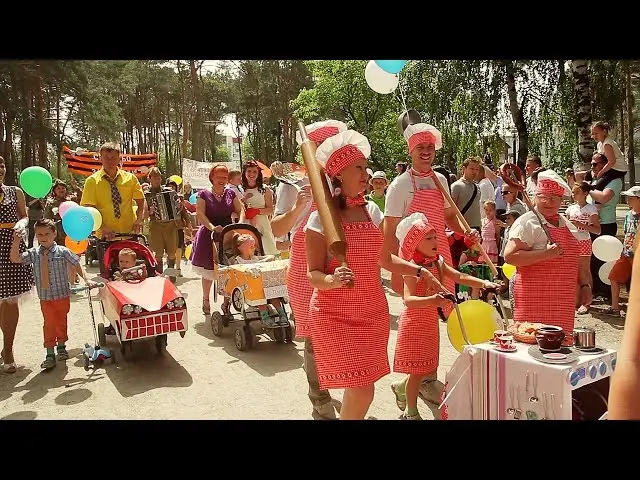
[
  {"xmin": 272, "ymin": 119, "xmax": 348, "ymax": 420},
  {"xmin": 504, "ymin": 169, "xmax": 585, "ymax": 338},
  {"xmin": 304, "ymin": 130, "xmax": 444, "ymax": 420},
  {"xmin": 391, "ymin": 212, "xmax": 499, "ymax": 420}
]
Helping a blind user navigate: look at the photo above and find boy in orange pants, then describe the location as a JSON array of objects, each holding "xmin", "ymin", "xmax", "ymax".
[{"xmin": 10, "ymin": 218, "xmax": 94, "ymax": 370}]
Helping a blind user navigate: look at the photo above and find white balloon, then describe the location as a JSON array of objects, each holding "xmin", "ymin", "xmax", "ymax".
[
  {"xmin": 598, "ymin": 260, "xmax": 617, "ymax": 286},
  {"xmin": 365, "ymin": 60, "xmax": 399, "ymax": 95},
  {"xmin": 592, "ymin": 235, "xmax": 624, "ymax": 262}
]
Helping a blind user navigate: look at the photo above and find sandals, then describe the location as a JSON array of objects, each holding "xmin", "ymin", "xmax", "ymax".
[
  {"xmin": 576, "ymin": 305, "xmax": 589, "ymax": 315},
  {"xmin": 390, "ymin": 381, "xmax": 407, "ymax": 412},
  {"xmin": 41, "ymin": 356, "xmax": 56, "ymax": 370},
  {"xmin": 56, "ymin": 347, "xmax": 69, "ymax": 361},
  {"xmin": 601, "ymin": 306, "xmax": 624, "ymax": 317},
  {"xmin": 202, "ymin": 299, "xmax": 211, "ymax": 315},
  {"xmin": 1, "ymin": 350, "xmax": 17, "ymax": 374}
]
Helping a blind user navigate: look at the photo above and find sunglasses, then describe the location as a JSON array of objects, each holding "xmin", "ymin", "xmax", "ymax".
[{"xmin": 501, "ymin": 191, "xmax": 514, "ymax": 195}]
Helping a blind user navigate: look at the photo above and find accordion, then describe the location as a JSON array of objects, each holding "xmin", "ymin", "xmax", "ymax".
[{"xmin": 145, "ymin": 189, "xmax": 181, "ymax": 222}]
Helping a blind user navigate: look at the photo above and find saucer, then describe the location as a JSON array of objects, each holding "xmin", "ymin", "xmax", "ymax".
[
  {"xmin": 494, "ymin": 345, "xmax": 517, "ymax": 353},
  {"xmin": 543, "ymin": 352, "xmax": 567, "ymax": 360}
]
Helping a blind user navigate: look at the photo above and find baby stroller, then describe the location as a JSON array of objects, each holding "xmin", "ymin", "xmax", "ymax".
[
  {"xmin": 211, "ymin": 223, "xmax": 294, "ymax": 351},
  {"xmin": 94, "ymin": 233, "xmax": 188, "ymax": 357}
]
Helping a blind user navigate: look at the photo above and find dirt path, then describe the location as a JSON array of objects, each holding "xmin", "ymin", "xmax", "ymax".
[{"xmin": 0, "ymin": 263, "xmax": 625, "ymax": 420}]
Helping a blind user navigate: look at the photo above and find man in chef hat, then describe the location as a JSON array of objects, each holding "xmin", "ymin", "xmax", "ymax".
[
  {"xmin": 383, "ymin": 122, "xmax": 481, "ymax": 405},
  {"xmin": 271, "ymin": 119, "xmax": 348, "ymax": 420},
  {"xmin": 504, "ymin": 169, "xmax": 586, "ymax": 338}
]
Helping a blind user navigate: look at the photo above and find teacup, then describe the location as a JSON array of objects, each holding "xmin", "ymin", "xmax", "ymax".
[
  {"xmin": 493, "ymin": 330, "xmax": 508, "ymax": 343},
  {"xmin": 497, "ymin": 334, "xmax": 514, "ymax": 350},
  {"xmin": 535, "ymin": 326, "xmax": 565, "ymax": 352}
]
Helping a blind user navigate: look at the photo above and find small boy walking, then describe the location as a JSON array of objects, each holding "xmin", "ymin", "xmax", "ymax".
[{"xmin": 10, "ymin": 218, "xmax": 93, "ymax": 370}]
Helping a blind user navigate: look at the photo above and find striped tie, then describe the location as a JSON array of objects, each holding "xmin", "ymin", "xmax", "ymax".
[{"xmin": 105, "ymin": 174, "xmax": 122, "ymax": 219}]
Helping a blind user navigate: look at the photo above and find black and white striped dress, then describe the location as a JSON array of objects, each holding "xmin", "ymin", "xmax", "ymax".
[{"xmin": 0, "ymin": 186, "xmax": 34, "ymax": 302}]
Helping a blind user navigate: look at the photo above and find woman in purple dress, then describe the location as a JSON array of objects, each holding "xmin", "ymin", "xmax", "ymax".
[{"xmin": 190, "ymin": 164, "xmax": 243, "ymax": 315}]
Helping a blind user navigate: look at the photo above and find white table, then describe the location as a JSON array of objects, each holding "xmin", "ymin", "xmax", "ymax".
[{"xmin": 442, "ymin": 342, "xmax": 616, "ymax": 420}]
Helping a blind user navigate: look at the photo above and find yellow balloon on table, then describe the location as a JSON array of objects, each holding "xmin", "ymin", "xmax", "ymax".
[
  {"xmin": 502, "ymin": 263, "xmax": 517, "ymax": 280},
  {"xmin": 169, "ymin": 175, "xmax": 183, "ymax": 185},
  {"xmin": 85, "ymin": 206, "xmax": 102, "ymax": 231},
  {"xmin": 184, "ymin": 243, "xmax": 192, "ymax": 260},
  {"xmin": 447, "ymin": 299, "xmax": 502, "ymax": 353}
]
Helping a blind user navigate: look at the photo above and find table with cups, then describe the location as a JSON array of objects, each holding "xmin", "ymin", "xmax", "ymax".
[{"xmin": 441, "ymin": 325, "xmax": 616, "ymax": 420}]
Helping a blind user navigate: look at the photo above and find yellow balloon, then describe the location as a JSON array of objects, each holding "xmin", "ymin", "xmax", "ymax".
[
  {"xmin": 184, "ymin": 244, "xmax": 192, "ymax": 259},
  {"xmin": 502, "ymin": 263, "xmax": 517, "ymax": 280},
  {"xmin": 447, "ymin": 300, "xmax": 502, "ymax": 353},
  {"xmin": 85, "ymin": 206, "xmax": 102, "ymax": 231},
  {"xmin": 169, "ymin": 175, "xmax": 183, "ymax": 185}
]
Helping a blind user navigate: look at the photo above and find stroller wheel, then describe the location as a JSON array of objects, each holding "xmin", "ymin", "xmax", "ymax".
[
  {"xmin": 211, "ymin": 312, "xmax": 225, "ymax": 337},
  {"xmin": 234, "ymin": 327, "xmax": 249, "ymax": 351},
  {"xmin": 155, "ymin": 334, "xmax": 167, "ymax": 356},
  {"xmin": 274, "ymin": 327, "xmax": 286, "ymax": 344},
  {"xmin": 83, "ymin": 356, "xmax": 90, "ymax": 371},
  {"xmin": 98, "ymin": 323, "xmax": 107, "ymax": 347}
]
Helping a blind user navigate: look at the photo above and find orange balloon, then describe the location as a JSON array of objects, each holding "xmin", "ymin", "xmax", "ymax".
[{"xmin": 65, "ymin": 237, "xmax": 88, "ymax": 255}]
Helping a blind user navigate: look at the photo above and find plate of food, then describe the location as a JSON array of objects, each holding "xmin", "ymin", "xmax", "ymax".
[{"xmin": 507, "ymin": 322, "xmax": 549, "ymax": 344}]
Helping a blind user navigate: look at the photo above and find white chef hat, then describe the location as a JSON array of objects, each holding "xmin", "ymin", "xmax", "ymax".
[
  {"xmin": 315, "ymin": 130, "xmax": 371, "ymax": 178},
  {"xmin": 403, "ymin": 123, "xmax": 443, "ymax": 153},
  {"xmin": 396, "ymin": 212, "xmax": 436, "ymax": 261},
  {"xmin": 296, "ymin": 120, "xmax": 348, "ymax": 146},
  {"xmin": 536, "ymin": 169, "xmax": 571, "ymax": 197}
]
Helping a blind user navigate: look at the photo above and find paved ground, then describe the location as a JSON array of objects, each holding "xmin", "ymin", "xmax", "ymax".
[{"xmin": 0, "ymin": 253, "xmax": 626, "ymax": 420}]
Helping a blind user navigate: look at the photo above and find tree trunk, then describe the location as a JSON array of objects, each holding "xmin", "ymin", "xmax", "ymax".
[
  {"xmin": 620, "ymin": 95, "xmax": 625, "ymax": 153},
  {"xmin": 190, "ymin": 60, "xmax": 203, "ymax": 161},
  {"xmin": 571, "ymin": 60, "xmax": 594, "ymax": 170},
  {"xmin": 504, "ymin": 61, "xmax": 528, "ymax": 170},
  {"xmin": 626, "ymin": 61, "xmax": 635, "ymax": 186}
]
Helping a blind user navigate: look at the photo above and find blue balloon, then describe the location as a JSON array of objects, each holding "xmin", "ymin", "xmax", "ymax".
[
  {"xmin": 375, "ymin": 60, "xmax": 407, "ymax": 74},
  {"xmin": 62, "ymin": 206, "xmax": 95, "ymax": 241},
  {"xmin": 189, "ymin": 193, "xmax": 198, "ymax": 204}
]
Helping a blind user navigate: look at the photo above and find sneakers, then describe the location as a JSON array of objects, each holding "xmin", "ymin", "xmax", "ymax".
[
  {"xmin": 400, "ymin": 411, "xmax": 422, "ymax": 420},
  {"xmin": 391, "ymin": 381, "xmax": 407, "ymax": 411},
  {"xmin": 56, "ymin": 347, "xmax": 69, "ymax": 361},
  {"xmin": 419, "ymin": 380, "xmax": 444, "ymax": 405},
  {"xmin": 312, "ymin": 402, "xmax": 337, "ymax": 420}
]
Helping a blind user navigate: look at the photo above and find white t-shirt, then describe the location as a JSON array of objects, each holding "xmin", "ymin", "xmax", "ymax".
[
  {"xmin": 525, "ymin": 177, "xmax": 536, "ymax": 198},
  {"xmin": 384, "ymin": 169, "xmax": 451, "ymax": 218},
  {"xmin": 508, "ymin": 210, "xmax": 581, "ymax": 251},
  {"xmin": 227, "ymin": 183, "xmax": 244, "ymax": 200},
  {"xmin": 305, "ymin": 202, "xmax": 384, "ymax": 235},
  {"xmin": 273, "ymin": 179, "xmax": 311, "ymax": 243},
  {"xmin": 598, "ymin": 137, "xmax": 627, "ymax": 172},
  {"xmin": 564, "ymin": 203, "xmax": 598, "ymax": 241}
]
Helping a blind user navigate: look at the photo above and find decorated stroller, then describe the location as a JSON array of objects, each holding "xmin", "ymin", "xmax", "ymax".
[
  {"xmin": 95, "ymin": 234, "xmax": 188, "ymax": 357},
  {"xmin": 211, "ymin": 223, "xmax": 294, "ymax": 351}
]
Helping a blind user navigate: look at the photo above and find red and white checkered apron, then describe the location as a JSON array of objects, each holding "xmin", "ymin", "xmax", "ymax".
[
  {"xmin": 578, "ymin": 238, "xmax": 592, "ymax": 257},
  {"xmin": 309, "ymin": 212, "xmax": 390, "ymax": 390},
  {"xmin": 403, "ymin": 172, "xmax": 455, "ymax": 317},
  {"xmin": 286, "ymin": 202, "xmax": 316, "ymax": 338},
  {"xmin": 514, "ymin": 224, "xmax": 579, "ymax": 335},
  {"xmin": 393, "ymin": 257, "xmax": 443, "ymax": 375}
]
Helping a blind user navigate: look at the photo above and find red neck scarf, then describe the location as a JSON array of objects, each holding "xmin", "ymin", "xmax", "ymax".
[{"xmin": 345, "ymin": 193, "xmax": 367, "ymax": 207}]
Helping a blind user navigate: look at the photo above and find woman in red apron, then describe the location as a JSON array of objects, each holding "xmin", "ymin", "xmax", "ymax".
[
  {"xmin": 272, "ymin": 120, "xmax": 347, "ymax": 420},
  {"xmin": 504, "ymin": 170, "xmax": 582, "ymax": 337},
  {"xmin": 385, "ymin": 123, "xmax": 480, "ymax": 405},
  {"xmin": 305, "ymin": 130, "xmax": 443, "ymax": 420}
]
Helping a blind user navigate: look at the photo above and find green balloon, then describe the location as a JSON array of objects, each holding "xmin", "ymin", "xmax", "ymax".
[{"xmin": 19, "ymin": 167, "xmax": 53, "ymax": 199}]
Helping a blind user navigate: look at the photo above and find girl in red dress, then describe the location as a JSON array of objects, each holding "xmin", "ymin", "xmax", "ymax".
[
  {"xmin": 305, "ymin": 130, "xmax": 444, "ymax": 420},
  {"xmin": 392, "ymin": 212, "xmax": 499, "ymax": 419}
]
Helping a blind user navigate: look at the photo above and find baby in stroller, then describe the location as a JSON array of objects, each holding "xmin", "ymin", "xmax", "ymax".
[
  {"xmin": 232, "ymin": 232, "xmax": 287, "ymax": 326},
  {"xmin": 112, "ymin": 248, "xmax": 149, "ymax": 281}
]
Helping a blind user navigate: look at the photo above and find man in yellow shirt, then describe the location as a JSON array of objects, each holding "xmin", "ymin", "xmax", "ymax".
[{"xmin": 80, "ymin": 142, "xmax": 146, "ymax": 241}]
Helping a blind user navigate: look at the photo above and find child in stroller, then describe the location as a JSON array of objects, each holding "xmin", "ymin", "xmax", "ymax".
[
  {"xmin": 111, "ymin": 247, "xmax": 149, "ymax": 282},
  {"xmin": 231, "ymin": 232, "xmax": 287, "ymax": 326}
]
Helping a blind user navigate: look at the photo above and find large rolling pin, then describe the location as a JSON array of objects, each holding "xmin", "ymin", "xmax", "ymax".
[{"xmin": 297, "ymin": 121, "xmax": 353, "ymax": 288}]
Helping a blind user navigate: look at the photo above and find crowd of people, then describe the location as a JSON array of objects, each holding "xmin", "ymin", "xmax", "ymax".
[{"xmin": 0, "ymin": 117, "xmax": 637, "ymax": 420}]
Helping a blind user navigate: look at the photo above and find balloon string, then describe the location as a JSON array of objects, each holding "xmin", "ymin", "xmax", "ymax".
[{"xmin": 397, "ymin": 75, "xmax": 409, "ymax": 113}]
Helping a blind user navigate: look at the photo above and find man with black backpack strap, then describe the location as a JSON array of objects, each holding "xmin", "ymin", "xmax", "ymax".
[{"xmin": 449, "ymin": 157, "xmax": 482, "ymax": 267}]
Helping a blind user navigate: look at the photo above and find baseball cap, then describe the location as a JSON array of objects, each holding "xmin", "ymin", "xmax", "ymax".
[
  {"xmin": 369, "ymin": 171, "xmax": 388, "ymax": 184},
  {"xmin": 621, "ymin": 186, "xmax": 640, "ymax": 197}
]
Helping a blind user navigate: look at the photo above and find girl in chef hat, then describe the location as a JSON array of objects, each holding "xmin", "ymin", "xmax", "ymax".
[
  {"xmin": 304, "ymin": 130, "xmax": 444, "ymax": 420},
  {"xmin": 391, "ymin": 212, "xmax": 500, "ymax": 420}
]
